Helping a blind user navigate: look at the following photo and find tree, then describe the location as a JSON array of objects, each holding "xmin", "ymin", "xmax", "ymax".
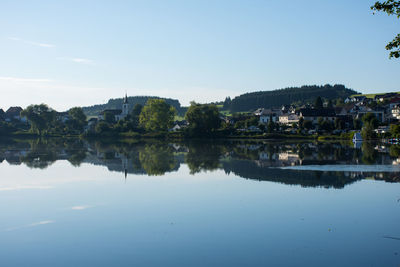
[
  {"xmin": 185, "ymin": 102, "xmax": 221, "ymax": 135},
  {"xmin": 314, "ymin": 96, "xmax": 323, "ymax": 109},
  {"xmin": 68, "ymin": 107, "xmax": 87, "ymax": 132},
  {"xmin": 21, "ymin": 104, "xmax": 56, "ymax": 135},
  {"xmin": 139, "ymin": 99, "xmax": 176, "ymax": 132},
  {"xmin": 353, "ymin": 118, "xmax": 362, "ymax": 130},
  {"xmin": 303, "ymin": 120, "xmax": 313, "ymax": 130},
  {"xmin": 361, "ymin": 121, "xmax": 376, "ymax": 140},
  {"xmin": 390, "ymin": 123, "xmax": 400, "ymax": 137},
  {"xmin": 95, "ymin": 121, "xmax": 111, "ymax": 134},
  {"xmin": 131, "ymin": 104, "xmax": 143, "ymax": 117},
  {"xmin": 371, "ymin": 1, "xmax": 400, "ymax": 58},
  {"xmin": 327, "ymin": 99, "xmax": 333, "ymax": 109},
  {"xmin": 334, "ymin": 117, "xmax": 345, "ymax": 130},
  {"xmin": 362, "ymin": 113, "xmax": 379, "ymax": 128},
  {"xmin": 104, "ymin": 111, "xmax": 115, "ymax": 124}
]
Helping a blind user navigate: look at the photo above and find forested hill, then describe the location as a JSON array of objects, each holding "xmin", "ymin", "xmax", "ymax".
[
  {"xmin": 225, "ymin": 84, "xmax": 359, "ymax": 112},
  {"xmin": 82, "ymin": 96, "xmax": 183, "ymax": 116}
]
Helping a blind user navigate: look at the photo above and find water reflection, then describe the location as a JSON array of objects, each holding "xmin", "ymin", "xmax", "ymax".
[{"xmin": 1, "ymin": 139, "xmax": 399, "ymax": 188}]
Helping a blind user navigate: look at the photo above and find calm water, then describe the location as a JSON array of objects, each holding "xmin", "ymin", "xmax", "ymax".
[{"xmin": 0, "ymin": 139, "xmax": 399, "ymax": 266}]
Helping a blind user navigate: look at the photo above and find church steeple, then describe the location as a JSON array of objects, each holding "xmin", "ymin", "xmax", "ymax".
[{"xmin": 122, "ymin": 93, "xmax": 129, "ymax": 116}]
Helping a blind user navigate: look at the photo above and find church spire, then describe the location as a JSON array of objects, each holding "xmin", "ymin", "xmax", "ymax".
[{"xmin": 124, "ymin": 93, "xmax": 128, "ymax": 104}]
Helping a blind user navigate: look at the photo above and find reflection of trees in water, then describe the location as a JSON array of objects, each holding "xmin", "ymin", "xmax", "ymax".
[
  {"xmin": 139, "ymin": 144, "xmax": 177, "ymax": 175},
  {"xmin": 185, "ymin": 142, "xmax": 224, "ymax": 174},
  {"xmin": 2, "ymin": 139, "xmax": 400, "ymax": 187},
  {"xmin": 361, "ymin": 142, "xmax": 378, "ymax": 164},
  {"xmin": 21, "ymin": 139, "xmax": 58, "ymax": 169},
  {"xmin": 389, "ymin": 145, "xmax": 400, "ymax": 158}
]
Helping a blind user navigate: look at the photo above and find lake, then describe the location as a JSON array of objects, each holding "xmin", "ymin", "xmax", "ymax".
[{"xmin": 0, "ymin": 139, "xmax": 399, "ymax": 266}]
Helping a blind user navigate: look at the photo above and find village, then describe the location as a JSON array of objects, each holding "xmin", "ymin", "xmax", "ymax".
[{"xmin": 1, "ymin": 92, "xmax": 400, "ymax": 140}]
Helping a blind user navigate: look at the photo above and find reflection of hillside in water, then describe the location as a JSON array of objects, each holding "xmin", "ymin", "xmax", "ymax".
[{"xmin": 0, "ymin": 139, "xmax": 399, "ymax": 188}]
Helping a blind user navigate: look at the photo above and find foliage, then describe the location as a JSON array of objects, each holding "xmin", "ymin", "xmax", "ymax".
[
  {"xmin": 185, "ymin": 102, "xmax": 221, "ymax": 134},
  {"xmin": 371, "ymin": 0, "xmax": 400, "ymax": 58},
  {"xmin": 362, "ymin": 113, "xmax": 379, "ymax": 128},
  {"xmin": 303, "ymin": 120, "xmax": 313, "ymax": 130},
  {"xmin": 67, "ymin": 107, "xmax": 87, "ymax": 132},
  {"xmin": 361, "ymin": 121, "xmax": 376, "ymax": 140},
  {"xmin": 95, "ymin": 121, "xmax": 112, "ymax": 134},
  {"xmin": 139, "ymin": 99, "xmax": 176, "ymax": 132},
  {"xmin": 21, "ymin": 104, "xmax": 56, "ymax": 135},
  {"xmin": 103, "ymin": 111, "xmax": 115, "ymax": 124},
  {"xmin": 390, "ymin": 123, "xmax": 400, "ymax": 137},
  {"xmin": 139, "ymin": 144, "xmax": 177, "ymax": 175},
  {"xmin": 228, "ymin": 84, "xmax": 357, "ymax": 112},
  {"xmin": 81, "ymin": 96, "xmax": 183, "ymax": 116},
  {"xmin": 314, "ymin": 96, "xmax": 323, "ymax": 109}
]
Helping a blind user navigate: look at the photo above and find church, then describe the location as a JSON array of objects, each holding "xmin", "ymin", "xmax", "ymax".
[{"xmin": 98, "ymin": 94, "xmax": 130, "ymax": 121}]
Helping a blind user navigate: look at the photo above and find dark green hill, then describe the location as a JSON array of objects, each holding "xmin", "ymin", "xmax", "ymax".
[
  {"xmin": 226, "ymin": 84, "xmax": 359, "ymax": 112},
  {"xmin": 82, "ymin": 96, "xmax": 184, "ymax": 116}
]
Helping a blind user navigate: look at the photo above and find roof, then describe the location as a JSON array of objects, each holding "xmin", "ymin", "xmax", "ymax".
[
  {"xmin": 6, "ymin": 106, "xmax": 23, "ymax": 116},
  {"xmin": 299, "ymin": 108, "xmax": 336, "ymax": 117}
]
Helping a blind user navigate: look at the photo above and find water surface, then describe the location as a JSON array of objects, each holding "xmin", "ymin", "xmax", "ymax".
[{"xmin": 0, "ymin": 139, "xmax": 399, "ymax": 266}]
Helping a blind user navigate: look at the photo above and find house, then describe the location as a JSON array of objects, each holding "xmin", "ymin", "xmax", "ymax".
[
  {"xmin": 375, "ymin": 93, "xmax": 398, "ymax": 102},
  {"xmin": 346, "ymin": 95, "xmax": 366, "ymax": 103},
  {"xmin": 278, "ymin": 113, "xmax": 299, "ymax": 125},
  {"xmin": 98, "ymin": 94, "xmax": 130, "ymax": 121},
  {"xmin": 298, "ymin": 108, "xmax": 336, "ymax": 124},
  {"xmin": 388, "ymin": 96, "xmax": 400, "ymax": 109},
  {"xmin": 85, "ymin": 118, "xmax": 98, "ymax": 133},
  {"xmin": 258, "ymin": 109, "xmax": 282, "ymax": 124},
  {"xmin": 0, "ymin": 109, "xmax": 5, "ymax": 121},
  {"xmin": 391, "ymin": 105, "xmax": 400, "ymax": 120},
  {"xmin": 56, "ymin": 112, "xmax": 70, "ymax": 123},
  {"xmin": 352, "ymin": 106, "xmax": 385, "ymax": 122},
  {"xmin": 5, "ymin": 107, "xmax": 26, "ymax": 122}
]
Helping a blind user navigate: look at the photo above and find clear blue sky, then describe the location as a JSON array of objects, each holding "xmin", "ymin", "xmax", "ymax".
[{"xmin": 0, "ymin": 0, "xmax": 399, "ymax": 110}]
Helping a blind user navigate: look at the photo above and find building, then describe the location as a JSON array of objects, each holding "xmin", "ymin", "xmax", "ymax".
[
  {"xmin": 279, "ymin": 113, "xmax": 299, "ymax": 125},
  {"xmin": 98, "ymin": 94, "xmax": 130, "ymax": 121},
  {"xmin": 5, "ymin": 106, "xmax": 26, "ymax": 122},
  {"xmin": 298, "ymin": 108, "xmax": 336, "ymax": 124},
  {"xmin": 258, "ymin": 109, "xmax": 282, "ymax": 124}
]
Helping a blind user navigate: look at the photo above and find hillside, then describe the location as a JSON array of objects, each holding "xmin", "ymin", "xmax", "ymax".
[
  {"xmin": 82, "ymin": 96, "xmax": 184, "ymax": 116},
  {"xmin": 226, "ymin": 84, "xmax": 358, "ymax": 112}
]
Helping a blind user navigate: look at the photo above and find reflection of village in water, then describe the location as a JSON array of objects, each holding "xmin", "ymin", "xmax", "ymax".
[{"xmin": 1, "ymin": 139, "xmax": 400, "ymax": 188}]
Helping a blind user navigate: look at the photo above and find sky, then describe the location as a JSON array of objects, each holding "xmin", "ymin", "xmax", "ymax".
[{"xmin": 0, "ymin": 0, "xmax": 399, "ymax": 111}]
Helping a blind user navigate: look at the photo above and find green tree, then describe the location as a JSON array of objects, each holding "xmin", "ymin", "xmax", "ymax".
[
  {"xmin": 139, "ymin": 99, "xmax": 176, "ymax": 132},
  {"xmin": 95, "ymin": 121, "xmax": 111, "ymax": 134},
  {"xmin": 390, "ymin": 123, "xmax": 400, "ymax": 137},
  {"xmin": 327, "ymin": 99, "xmax": 334, "ymax": 109},
  {"xmin": 131, "ymin": 104, "xmax": 143, "ymax": 117},
  {"xmin": 139, "ymin": 144, "xmax": 177, "ymax": 175},
  {"xmin": 185, "ymin": 102, "xmax": 221, "ymax": 135},
  {"xmin": 361, "ymin": 121, "xmax": 376, "ymax": 140},
  {"xmin": 68, "ymin": 107, "xmax": 87, "ymax": 132},
  {"xmin": 314, "ymin": 96, "xmax": 323, "ymax": 109},
  {"xmin": 21, "ymin": 104, "xmax": 56, "ymax": 135},
  {"xmin": 104, "ymin": 111, "xmax": 115, "ymax": 124},
  {"xmin": 371, "ymin": 1, "xmax": 400, "ymax": 58},
  {"xmin": 303, "ymin": 120, "xmax": 313, "ymax": 130},
  {"xmin": 267, "ymin": 120, "xmax": 275, "ymax": 133},
  {"xmin": 362, "ymin": 113, "xmax": 379, "ymax": 128},
  {"xmin": 353, "ymin": 118, "xmax": 362, "ymax": 130},
  {"xmin": 334, "ymin": 117, "xmax": 345, "ymax": 130}
]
